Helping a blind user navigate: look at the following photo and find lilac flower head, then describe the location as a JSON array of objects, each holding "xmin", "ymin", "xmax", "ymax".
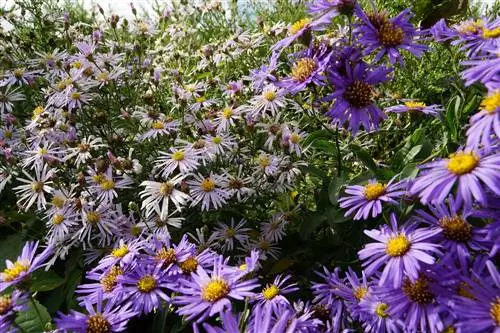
[
  {"xmin": 307, "ymin": 0, "xmax": 358, "ymax": 21},
  {"xmin": 385, "ymin": 100, "xmax": 443, "ymax": 117},
  {"xmin": 0, "ymin": 290, "xmax": 28, "ymax": 332},
  {"xmin": 255, "ymin": 274, "xmax": 299, "ymax": 311},
  {"xmin": 466, "ymin": 90, "xmax": 500, "ymax": 151}
]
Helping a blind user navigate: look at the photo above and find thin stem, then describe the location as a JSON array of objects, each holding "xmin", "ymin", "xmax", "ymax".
[{"xmin": 335, "ymin": 126, "xmax": 342, "ymax": 176}]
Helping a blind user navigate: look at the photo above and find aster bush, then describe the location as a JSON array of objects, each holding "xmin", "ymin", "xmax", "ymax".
[{"xmin": 0, "ymin": 0, "xmax": 499, "ymax": 332}]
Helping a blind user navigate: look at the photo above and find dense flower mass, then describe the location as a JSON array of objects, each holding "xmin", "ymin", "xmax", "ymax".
[{"xmin": 0, "ymin": 0, "xmax": 498, "ymax": 332}]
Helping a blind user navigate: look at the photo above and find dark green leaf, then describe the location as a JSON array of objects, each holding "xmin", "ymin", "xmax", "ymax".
[
  {"xmin": 15, "ymin": 299, "xmax": 52, "ymax": 333},
  {"xmin": 0, "ymin": 234, "xmax": 23, "ymax": 270},
  {"xmin": 31, "ymin": 270, "xmax": 64, "ymax": 292},
  {"xmin": 349, "ymin": 144, "xmax": 378, "ymax": 173}
]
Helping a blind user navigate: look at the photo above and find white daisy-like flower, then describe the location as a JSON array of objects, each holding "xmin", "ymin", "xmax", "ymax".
[
  {"xmin": 188, "ymin": 227, "xmax": 220, "ymax": 252},
  {"xmin": 221, "ymin": 166, "xmax": 255, "ymax": 202},
  {"xmin": 214, "ymin": 106, "xmax": 240, "ymax": 133},
  {"xmin": 138, "ymin": 119, "xmax": 179, "ymax": 141},
  {"xmin": 215, "ymin": 218, "xmax": 251, "ymax": 252},
  {"xmin": 187, "ymin": 172, "xmax": 229, "ymax": 211},
  {"xmin": 203, "ymin": 133, "xmax": 237, "ymax": 158},
  {"xmin": 76, "ymin": 203, "xmax": 119, "ymax": 248},
  {"xmin": 22, "ymin": 141, "xmax": 63, "ymax": 169},
  {"xmin": 155, "ymin": 147, "xmax": 201, "ymax": 177},
  {"xmin": 137, "ymin": 212, "xmax": 184, "ymax": 237},
  {"xmin": 139, "ymin": 174, "xmax": 190, "ymax": 220},
  {"xmin": 45, "ymin": 206, "xmax": 79, "ymax": 244},
  {"xmin": 260, "ymin": 214, "xmax": 288, "ymax": 243},
  {"xmin": 87, "ymin": 167, "xmax": 133, "ymax": 204},
  {"xmin": 240, "ymin": 84, "xmax": 287, "ymax": 119},
  {"xmin": 13, "ymin": 164, "xmax": 55, "ymax": 211},
  {"xmin": 255, "ymin": 152, "xmax": 281, "ymax": 176},
  {"xmin": 281, "ymin": 125, "xmax": 307, "ymax": 156},
  {"xmin": 65, "ymin": 136, "xmax": 107, "ymax": 167},
  {"xmin": 244, "ymin": 237, "xmax": 281, "ymax": 260}
]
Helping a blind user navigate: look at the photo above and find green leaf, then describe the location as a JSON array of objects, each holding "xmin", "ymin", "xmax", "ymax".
[
  {"xmin": 299, "ymin": 213, "xmax": 326, "ymax": 239},
  {"xmin": 269, "ymin": 257, "xmax": 294, "ymax": 274},
  {"xmin": 400, "ymin": 163, "xmax": 419, "ymax": 180},
  {"xmin": 312, "ymin": 139, "xmax": 336, "ymax": 154},
  {"xmin": 0, "ymin": 234, "xmax": 23, "ymax": 270},
  {"xmin": 302, "ymin": 129, "xmax": 334, "ymax": 147},
  {"xmin": 328, "ymin": 175, "xmax": 344, "ymax": 206},
  {"xmin": 349, "ymin": 144, "xmax": 378, "ymax": 174},
  {"xmin": 31, "ymin": 270, "xmax": 64, "ymax": 292},
  {"xmin": 403, "ymin": 145, "xmax": 423, "ymax": 164},
  {"xmin": 15, "ymin": 299, "xmax": 52, "ymax": 333}
]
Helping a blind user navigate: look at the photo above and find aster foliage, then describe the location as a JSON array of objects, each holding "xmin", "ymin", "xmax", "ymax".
[{"xmin": 0, "ymin": 0, "xmax": 499, "ymax": 332}]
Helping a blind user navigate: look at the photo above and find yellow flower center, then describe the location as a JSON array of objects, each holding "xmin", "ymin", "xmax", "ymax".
[
  {"xmin": 290, "ymin": 133, "xmax": 301, "ymax": 144},
  {"xmin": 87, "ymin": 211, "xmax": 101, "ymax": 224},
  {"xmin": 200, "ymin": 178, "xmax": 216, "ymax": 192},
  {"xmin": 364, "ymin": 183, "xmax": 386, "ymax": 200},
  {"xmin": 52, "ymin": 213, "xmax": 65, "ymax": 225},
  {"xmin": 51, "ymin": 196, "xmax": 65, "ymax": 208},
  {"xmin": 93, "ymin": 174, "xmax": 105, "ymax": 184},
  {"xmin": 483, "ymin": 27, "xmax": 500, "ymax": 38},
  {"xmin": 196, "ymin": 96, "xmax": 206, "ymax": 103},
  {"xmin": 490, "ymin": 297, "xmax": 500, "ymax": 326},
  {"xmin": 354, "ymin": 286, "xmax": 368, "ymax": 300},
  {"xmin": 344, "ymin": 80, "xmax": 373, "ymax": 108},
  {"xmin": 480, "ymin": 91, "xmax": 500, "ymax": 114},
  {"xmin": 72, "ymin": 60, "xmax": 83, "ymax": 69},
  {"xmin": 0, "ymin": 295, "xmax": 12, "ymax": 315},
  {"xmin": 291, "ymin": 57, "xmax": 317, "ymax": 82},
  {"xmin": 375, "ymin": 302, "xmax": 389, "ymax": 318},
  {"xmin": 212, "ymin": 136, "xmax": 222, "ymax": 145},
  {"xmin": 32, "ymin": 106, "xmax": 44, "ymax": 118},
  {"xmin": 386, "ymin": 234, "xmax": 411, "ymax": 257},
  {"xmin": 179, "ymin": 256, "xmax": 198, "ymax": 274},
  {"xmin": 137, "ymin": 275, "xmax": 157, "ymax": 293},
  {"xmin": 155, "ymin": 247, "xmax": 177, "ymax": 266},
  {"xmin": 402, "ymin": 276, "xmax": 434, "ymax": 304},
  {"xmin": 100, "ymin": 266, "xmax": 123, "ymax": 292},
  {"xmin": 289, "ymin": 18, "xmax": 311, "ymax": 35},
  {"xmin": 404, "ymin": 101, "xmax": 426, "ymax": 110},
  {"xmin": 71, "ymin": 92, "xmax": 81, "ymax": 100},
  {"xmin": 457, "ymin": 281, "xmax": 476, "ymax": 300},
  {"xmin": 138, "ymin": 22, "xmax": 149, "ymax": 33},
  {"xmin": 263, "ymin": 90, "xmax": 276, "ymax": 101},
  {"xmin": 31, "ymin": 181, "xmax": 44, "ymax": 192},
  {"xmin": 262, "ymin": 284, "xmax": 280, "ymax": 300},
  {"xmin": 100, "ymin": 179, "xmax": 115, "ymax": 191},
  {"xmin": 13, "ymin": 68, "xmax": 24, "ymax": 78},
  {"xmin": 96, "ymin": 71, "xmax": 109, "ymax": 82},
  {"xmin": 442, "ymin": 326, "xmax": 456, "ymax": 333},
  {"xmin": 40, "ymin": 148, "xmax": 48, "ymax": 155},
  {"xmin": 447, "ymin": 152, "xmax": 479, "ymax": 175},
  {"xmin": 259, "ymin": 239, "xmax": 270, "ymax": 250},
  {"xmin": 201, "ymin": 279, "xmax": 230, "ymax": 302},
  {"xmin": 258, "ymin": 155, "xmax": 270, "ymax": 168},
  {"xmin": 86, "ymin": 314, "xmax": 110, "ymax": 333},
  {"xmin": 378, "ymin": 23, "xmax": 405, "ymax": 46},
  {"xmin": 151, "ymin": 121, "xmax": 165, "ymax": 130},
  {"xmin": 171, "ymin": 150, "xmax": 185, "ymax": 161},
  {"xmin": 225, "ymin": 228, "xmax": 236, "ymax": 238},
  {"xmin": 439, "ymin": 215, "xmax": 472, "ymax": 242},
  {"xmin": 239, "ymin": 264, "xmax": 248, "ymax": 271},
  {"xmin": 159, "ymin": 182, "xmax": 174, "ymax": 196},
  {"xmin": 2, "ymin": 261, "xmax": 30, "ymax": 282},
  {"xmin": 111, "ymin": 245, "xmax": 129, "ymax": 258},
  {"xmin": 222, "ymin": 108, "xmax": 233, "ymax": 119},
  {"xmin": 457, "ymin": 20, "xmax": 483, "ymax": 34}
]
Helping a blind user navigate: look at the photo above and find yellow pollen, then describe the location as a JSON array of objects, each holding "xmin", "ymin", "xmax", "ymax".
[
  {"xmin": 51, "ymin": 196, "xmax": 65, "ymax": 208},
  {"xmin": 212, "ymin": 136, "xmax": 222, "ymax": 144},
  {"xmin": 378, "ymin": 23, "xmax": 405, "ymax": 46},
  {"xmin": 156, "ymin": 247, "xmax": 177, "ymax": 266},
  {"xmin": 200, "ymin": 178, "xmax": 216, "ymax": 192},
  {"xmin": 195, "ymin": 96, "xmax": 206, "ymax": 103},
  {"xmin": 447, "ymin": 152, "xmax": 479, "ymax": 175},
  {"xmin": 31, "ymin": 181, "xmax": 44, "ymax": 192},
  {"xmin": 39, "ymin": 147, "xmax": 48, "ymax": 155},
  {"xmin": 259, "ymin": 155, "xmax": 271, "ymax": 168},
  {"xmin": 289, "ymin": 18, "xmax": 311, "ymax": 35},
  {"xmin": 100, "ymin": 179, "xmax": 115, "ymax": 191},
  {"xmin": 57, "ymin": 78, "xmax": 72, "ymax": 90},
  {"xmin": 386, "ymin": 234, "xmax": 411, "ymax": 257},
  {"xmin": 262, "ymin": 284, "xmax": 280, "ymax": 300},
  {"xmin": 483, "ymin": 27, "xmax": 500, "ymax": 38},
  {"xmin": 457, "ymin": 281, "xmax": 476, "ymax": 300},
  {"xmin": 0, "ymin": 295, "xmax": 12, "ymax": 315},
  {"xmin": 137, "ymin": 275, "xmax": 157, "ymax": 293},
  {"xmin": 490, "ymin": 297, "xmax": 500, "ymax": 326},
  {"xmin": 52, "ymin": 213, "xmax": 65, "ymax": 225},
  {"xmin": 4, "ymin": 130, "xmax": 12, "ymax": 139},
  {"xmin": 225, "ymin": 228, "xmax": 236, "ymax": 238},
  {"xmin": 457, "ymin": 20, "xmax": 483, "ymax": 34},
  {"xmin": 72, "ymin": 60, "xmax": 83, "ymax": 69},
  {"xmin": 32, "ymin": 106, "xmax": 44, "ymax": 118},
  {"xmin": 222, "ymin": 108, "xmax": 233, "ymax": 119},
  {"xmin": 96, "ymin": 72, "xmax": 109, "ymax": 82},
  {"xmin": 159, "ymin": 182, "xmax": 174, "ymax": 196},
  {"xmin": 111, "ymin": 245, "xmax": 129, "ymax": 258},
  {"xmin": 404, "ymin": 101, "xmax": 426, "ymax": 110},
  {"xmin": 179, "ymin": 256, "xmax": 198, "ymax": 274},
  {"xmin": 480, "ymin": 91, "xmax": 500, "ymax": 114},
  {"xmin": 290, "ymin": 133, "xmax": 301, "ymax": 144},
  {"xmin": 201, "ymin": 279, "xmax": 230, "ymax": 302},
  {"xmin": 364, "ymin": 183, "xmax": 386, "ymax": 200},
  {"xmin": 354, "ymin": 286, "xmax": 368, "ymax": 300},
  {"xmin": 375, "ymin": 303, "xmax": 389, "ymax": 318},
  {"xmin": 263, "ymin": 90, "xmax": 276, "ymax": 101},
  {"xmin": 86, "ymin": 314, "xmax": 110, "ymax": 333},
  {"xmin": 402, "ymin": 276, "xmax": 434, "ymax": 304},
  {"xmin": 442, "ymin": 326, "xmax": 456, "ymax": 333},
  {"xmin": 100, "ymin": 266, "xmax": 123, "ymax": 292},
  {"xmin": 151, "ymin": 121, "xmax": 165, "ymax": 130},
  {"xmin": 13, "ymin": 68, "xmax": 24, "ymax": 78},
  {"xmin": 239, "ymin": 264, "xmax": 248, "ymax": 271},
  {"xmin": 87, "ymin": 211, "xmax": 101, "ymax": 224},
  {"xmin": 291, "ymin": 57, "xmax": 317, "ymax": 82},
  {"xmin": 2, "ymin": 261, "xmax": 30, "ymax": 282},
  {"xmin": 171, "ymin": 150, "xmax": 185, "ymax": 161},
  {"xmin": 92, "ymin": 174, "xmax": 105, "ymax": 184},
  {"xmin": 439, "ymin": 215, "xmax": 472, "ymax": 242},
  {"xmin": 78, "ymin": 143, "xmax": 90, "ymax": 152},
  {"xmin": 71, "ymin": 92, "xmax": 81, "ymax": 100}
]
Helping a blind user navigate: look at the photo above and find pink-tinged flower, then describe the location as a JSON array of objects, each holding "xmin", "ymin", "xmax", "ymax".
[
  {"xmin": 0, "ymin": 290, "xmax": 28, "ymax": 332},
  {"xmin": 358, "ymin": 214, "xmax": 441, "ymax": 288},
  {"xmin": 339, "ymin": 178, "xmax": 406, "ymax": 220},
  {"xmin": 173, "ymin": 255, "xmax": 259, "ymax": 322},
  {"xmin": 410, "ymin": 148, "xmax": 500, "ymax": 207},
  {"xmin": 0, "ymin": 241, "xmax": 53, "ymax": 291}
]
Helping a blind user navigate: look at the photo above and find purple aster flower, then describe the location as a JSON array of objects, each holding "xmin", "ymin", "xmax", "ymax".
[
  {"xmin": 173, "ymin": 255, "xmax": 259, "ymax": 322},
  {"xmin": 77, "ymin": 265, "xmax": 126, "ymax": 305},
  {"xmin": 144, "ymin": 234, "xmax": 195, "ymax": 275},
  {"xmin": 410, "ymin": 148, "xmax": 500, "ymax": 207},
  {"xmin": 358, "ymin": 213, "xmax": 441, "ymax": 288},
  {"xmin": 461, "ymin": 47, "xmax": 500, "ymax": 87},
  {"xmin": 196, "ymin": 309, "xmax": 240, "ymax": 333},
  {"xmin": 385, "ymin": 100, "xmax": 443, "ymax": 117},
  {"xmin": 55, "ymin": 290, "xmax": 136, "ymax": 333},
  {"xmin": 355, "ymin": 8, "xmax": 427, "ymax": 65},
  {"xmin": 116, "ymin": 263, "xmax": 173, "ymax": 315},
  {"xmin": 325, "ymin": 61, "xmax": 391, "ymax": 135},
  {"xmin": 377, "ymin": 271, "xmax": 448, "ymax": 333},
  {"xmin": 224, "ymin": 80, "xmax": 243, "ymax": 96},
  {"xmin": 307, "ymin": 0, "xmax": 358, "ymax": 21},
  {"xmin": 358, "ymin": 289, "xmax": 403, "ymax": 333},
  {"xmin": 246, "ymin": 58, "xmax": 278, "ymax": 92},
  {"xmin": 466, "ymin": 90, "xmax": 500, "ymax": 150},
  {"xmin": 413, "ymin": 196, "xmax": 491, "ymax": 269},
  {"xmin": 0, "ymin": 290, "xmax": 28, "ymax": 332},
  {"xmin": 275, "ymin": 43, "xmax": 332, "ymax": 95},
  {"xmin": 255, "ymin": 274, "xmax": 299, "ymax": 311},
  {"xmin": 92, "ymin": 239, "xmax": 143, "ymax": 273},
  {"xmin": 247, "ymin": 304, "xmax": 298, "ymax": 333},
  {"xmin": 0, "ymin": 241, "xmax": 53, "ymax": 291},
  {"xmin": 454, "ymin": 262, "xmax": 500, "ymax": 333},
  {"xmin": 339, "ymin": 178, "xmax": 406, "ymax": 220},
  {"xmin": 429, "ymin": 18, "xmax": 457, "ymax": 42},
  {"xmin": 452, "ymin": 18, "xmax": 500, "ymax": 57},
  {"xmin": 330, "ymin": 267, "xmax": 371, "ymax": 320}
]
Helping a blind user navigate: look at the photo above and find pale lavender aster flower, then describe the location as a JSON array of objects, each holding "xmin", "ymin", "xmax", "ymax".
[
  {"xmin": 155, "ymin": 147, "xmax": 201, "ymax": 177},
  {"xmin": 466, "ymin": 91, "xmax": 500, "ymax": 150},
  {"xmin": 214, "ymin": 218, "xmax": 251, "ymax": 252},
  {"xmin": 188, "ymin": 173, "xmax": 229, "ymax": 211},
  {"xmin": 385, "ymin": 101, "xmax": 443, "ymax": 117},
  {"xmin": 13, "ymin": 164, "xmax": 55, "ymax": 211}
]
